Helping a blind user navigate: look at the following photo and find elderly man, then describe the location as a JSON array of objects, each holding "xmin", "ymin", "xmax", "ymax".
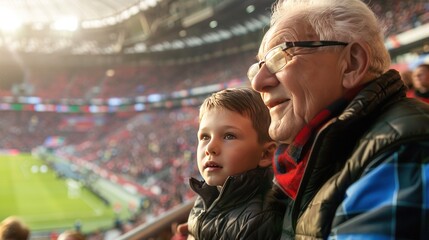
[{"xmin": 248, "ymin": 0, "xmax": 429, "ymax": 239}]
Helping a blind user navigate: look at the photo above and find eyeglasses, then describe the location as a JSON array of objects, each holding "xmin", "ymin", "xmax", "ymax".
[{"xmin": 247, "ymin": 41, "xmax": 348, "ymax": 81}]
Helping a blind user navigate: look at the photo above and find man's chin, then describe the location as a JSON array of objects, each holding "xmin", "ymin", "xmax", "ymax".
[{"xmin": 269, "ymin": 124, "xmax": 296, "ymax": 144}]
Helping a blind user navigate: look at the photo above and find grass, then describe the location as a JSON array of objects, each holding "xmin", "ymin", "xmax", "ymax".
[{"xmin": 0, "ymin": 153, "xmax": 117, "ymax": 234}]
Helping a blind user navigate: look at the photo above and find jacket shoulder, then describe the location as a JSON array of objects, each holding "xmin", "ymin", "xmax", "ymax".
[{"xmin": 363, "ymin": 98, "xmax": 429, "ymax": 141}]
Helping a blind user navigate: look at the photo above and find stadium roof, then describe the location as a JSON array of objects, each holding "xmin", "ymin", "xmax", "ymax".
[
  {"xmin": 0, "ymin": 0, "xmax": 273, "ymax": 57},
  {"xmin": 0, "ymin": 0, "xmax": 150, "ymax": 29}
]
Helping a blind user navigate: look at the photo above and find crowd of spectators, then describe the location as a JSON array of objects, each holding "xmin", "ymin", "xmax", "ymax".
[
  {"xmin": 0, "ymin": 112, "xmax": 64, "ymax": 152},
  {"xmin": 0, "ymin": 111, "xmax": 135, "ymax": 152},
  {"xmin": 60, "ymin": 106, "xmax": 200, "ymax": 212},
  {"xmin": 3, "ymin": 1, "xmax": 426, "ymax": 101},
  {"xmin": 0, "ymin": 108, "xmax": 199, "ymax": 238},
  {"xmin": 370, "ymin": 0, "xmax": 429, "ymax": 37},
  {"xmin": 20, "ymin": 50, "xmax": 251, "ymax": 101}
]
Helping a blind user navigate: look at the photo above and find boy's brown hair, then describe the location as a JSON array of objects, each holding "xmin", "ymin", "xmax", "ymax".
[{"xmin": 199, "ymin": 87, "xmax": 272, "ymax": 144}]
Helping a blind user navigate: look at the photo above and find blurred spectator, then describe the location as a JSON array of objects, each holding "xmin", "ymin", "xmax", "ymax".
[
  {"xmin": 410, "ymin": 64, "xmax": 429, "ymax": 103},
  {"xmin": 400, "ymin": 70, "xmax": 413, "ymax": 88},
  {"xmin": 74, "ymin": 220, "xmax": 82, "ymax": 233},
  {"xmin": 57, "ymin": 230, "xmax": 85, "ymax": 240},
  {"xmin": 103, "ymin": 217, "xmax": 123, "ymax": 240},
  {"xmin": 50, "ymin": 231, "xmax": 59, "ymax": 240},
  {"xmin": 400, "ymin": 70, "xmax": 416, "ymax": 97},
  {"xmin": 0, "ymin": 216, "xmax": 30, "ymax": 240},
  {"xmin": 86, "ymin": 229, "xmax": 103, "ymax": 240}
]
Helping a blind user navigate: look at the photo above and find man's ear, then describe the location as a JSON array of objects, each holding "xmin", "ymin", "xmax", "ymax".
[
  {"xmin": 258, "ymin": 141, "xmax": 277, "ymax": 168},
  {"xmin": 342, "ymin": 41, "xmax": 370, "ymax": 89}
]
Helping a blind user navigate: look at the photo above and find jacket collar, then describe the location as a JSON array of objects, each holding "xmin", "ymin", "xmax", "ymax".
[
  {"xmin": 338, "ymin": 69, "xmax": 405, "ymax": 123},
  {"xmin": 189, "ymin": 167, "xmax": 273, "ymax": 209}
]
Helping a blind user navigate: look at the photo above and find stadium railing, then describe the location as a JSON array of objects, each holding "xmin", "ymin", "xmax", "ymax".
[{"xmin": 117, "ymin": 197, "xmax": 196, "ymax": 240}]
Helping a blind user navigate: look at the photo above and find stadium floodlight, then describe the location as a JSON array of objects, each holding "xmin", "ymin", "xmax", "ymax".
[
  {"xmin": 146, "ymin": 0, "xmax": 158, "ymax": 7},
  {"xmin": 185, "ymin": 37, "xmax": 203, "ymax": 47},
  {"xmin": 171, "ymin": 40, "xmax": 185, "ymax": 49},
  {"xmin": 230, "ymin": 24, "xmax": 247, "ymax": 36},
  {"xmin": 246, "ymin": 5, "xmax": 255, "ymax": 14},
  {"xmin": 133, "ymin": 43, "xmax": 147, "ymax": 53},
  {"xmin": 51, "ymin": 16, "xmax": 79, "ymax": 32},
  {"xmin": 209, "ymin": 20, "xmax": 218, "ymax": 29},
  {"xmin": 140, "ymin": 2, "xmax": 148, "ymax": 10},
  {"xmin": 0, "ymin": 8, "xmax": 23, "ymax": 32},
  {"xmin": 218, "ymin": 30, "xmax": 232, "ymax": 40}
]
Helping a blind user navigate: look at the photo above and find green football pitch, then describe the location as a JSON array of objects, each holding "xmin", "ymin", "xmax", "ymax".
[{"xmin": 0, "ymin": 153, "xmax": 117, "ymax": 233}]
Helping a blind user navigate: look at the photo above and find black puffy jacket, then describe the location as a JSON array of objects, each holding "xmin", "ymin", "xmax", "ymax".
[
  {"xmin": 279, "ymin": 70, "xmax": 429, "ymax": 239},
  {"xmin": 188, "ymin": 167, "xmax": 285, "ymax": 240}
]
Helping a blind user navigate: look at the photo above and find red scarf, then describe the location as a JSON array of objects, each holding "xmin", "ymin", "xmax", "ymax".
[
  {"xmin": 273, "ymin": 109, "xmax": 331, "ymax": 199},
  {"xmin": 273, "ymin": 89, "xmax": 360, "ymax": 199}
]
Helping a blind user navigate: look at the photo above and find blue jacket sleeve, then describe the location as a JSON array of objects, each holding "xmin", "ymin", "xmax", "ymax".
[{"xmin": 329, "ymin": 142, "xmax": 429, "ymax": 240}]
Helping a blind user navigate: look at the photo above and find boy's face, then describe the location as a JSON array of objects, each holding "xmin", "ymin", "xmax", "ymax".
[{"xmin": 197, "ymin": 108, "xmax": 267, "ymax": 186}]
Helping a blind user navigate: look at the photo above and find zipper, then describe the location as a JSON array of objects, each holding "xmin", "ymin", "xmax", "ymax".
[
  {"xmin": 290, "ymin": 117, "xmax": 336, "ymax": 229},
  {"xmin": 196, "ymin": 176, "xmax": 233, "ymax": 239}
]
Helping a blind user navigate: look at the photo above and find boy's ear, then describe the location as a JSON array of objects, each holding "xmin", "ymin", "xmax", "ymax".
[{"xmin": 258, "ymin": 141, "xmax": 277, "ymax": 168}]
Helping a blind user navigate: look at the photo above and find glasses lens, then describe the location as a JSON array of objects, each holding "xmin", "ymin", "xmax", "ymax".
[
  {"xmin": 247, "ymin": 63, "xmax": 260, "ymax": 81},
  {"xmin": 247, "ymin": 46, "xmax": 287, "ymax": 81},
  {"xmin": 265, "ymin": 47, "xmax": 286, "ymax": 74}
]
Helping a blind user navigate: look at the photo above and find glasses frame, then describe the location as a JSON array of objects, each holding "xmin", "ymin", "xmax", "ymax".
[{"xmin": 247, "ymin": 41, "xmax": 348, "ymax": 81}]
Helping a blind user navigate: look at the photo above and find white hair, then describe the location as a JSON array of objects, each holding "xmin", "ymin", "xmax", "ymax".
[{"xmin": 267, "ymin": 0, "xmax": 391, "ymax": 74}]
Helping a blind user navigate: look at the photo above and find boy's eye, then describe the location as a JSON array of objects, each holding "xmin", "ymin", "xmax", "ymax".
[
  {"xmin": 224, "ymin": 133, "xmax": 236, "ymax": 140},
  {"xmin": 199, "ymin": 134, "xmax": 210, "ymax": 141}
]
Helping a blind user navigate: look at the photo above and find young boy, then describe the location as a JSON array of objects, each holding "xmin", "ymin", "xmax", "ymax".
[{"xmin": 186, "ymin": 87, "xmax": 285, "ymax": 239}]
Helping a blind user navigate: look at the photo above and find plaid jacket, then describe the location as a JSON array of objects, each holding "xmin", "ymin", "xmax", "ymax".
[{"xmin": 279, "ymin": 70, "xmax": 429, "ymax": 239}]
